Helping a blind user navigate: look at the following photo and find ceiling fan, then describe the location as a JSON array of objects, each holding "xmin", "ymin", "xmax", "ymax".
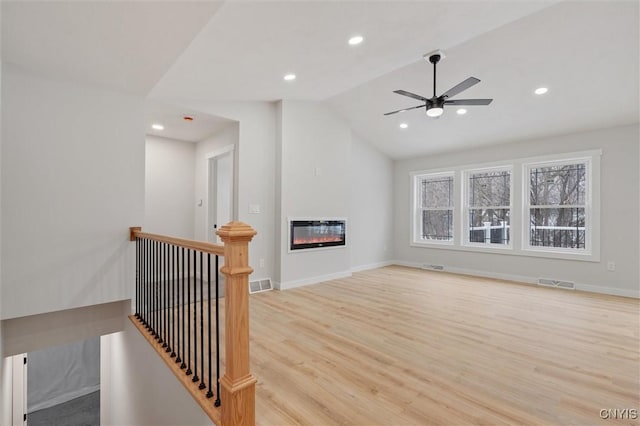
[{"xmin": 384, "ymin": 51, "xmax": 493, "ymax": 118}]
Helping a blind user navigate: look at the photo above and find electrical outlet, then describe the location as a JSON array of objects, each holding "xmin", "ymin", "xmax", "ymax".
[
  {"xmin": 607, "ymin": 261, "xmax": 615, "ymax": 272},
  {"xmin": 259, "ymin": 258, "xmax": 265, "ymax": 268}
]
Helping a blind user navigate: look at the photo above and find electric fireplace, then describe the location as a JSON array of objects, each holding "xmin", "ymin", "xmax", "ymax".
[{"xmin": 289, "ymin": 219, "xmax": 346, "ymax": 251}]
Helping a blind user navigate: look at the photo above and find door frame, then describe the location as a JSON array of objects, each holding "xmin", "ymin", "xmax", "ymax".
[{"xmin": 205, "ymin": 144, "xmax": 236, "ymax": 243}]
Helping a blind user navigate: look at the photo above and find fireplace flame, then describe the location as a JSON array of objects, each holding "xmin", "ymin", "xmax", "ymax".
[{"xmin": 293, "ymin": 236, "xmax": 343, "ymax": 244}]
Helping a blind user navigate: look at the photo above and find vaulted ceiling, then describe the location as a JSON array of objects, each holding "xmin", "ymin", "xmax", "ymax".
[{"xmin": 3, "ymin": 1, "xmax": 638, "ymax": 158}]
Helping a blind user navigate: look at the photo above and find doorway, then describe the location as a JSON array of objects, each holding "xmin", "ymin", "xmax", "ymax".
[
  {"xmin": 26, "ymin": 337, "xmax": 100, "ymax": 425},
  {"xmin": 207, "ymin": 146, "xmax": 235, "ymax": 243}
]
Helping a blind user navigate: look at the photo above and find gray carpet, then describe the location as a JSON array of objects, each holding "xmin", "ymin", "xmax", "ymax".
[{"xmin": 28, "ymin": 391, "xmax": 99, "ymax": 426}]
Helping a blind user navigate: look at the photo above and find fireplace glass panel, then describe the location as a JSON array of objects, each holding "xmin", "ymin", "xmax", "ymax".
[{"xmin": 290, "ymin": 220, "xmax": 346, "ymax": 251}]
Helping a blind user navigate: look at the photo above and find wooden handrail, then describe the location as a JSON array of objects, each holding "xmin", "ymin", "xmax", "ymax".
[
  {"xmin": 128, "ymin": 222, "xmax": 257, "ymax": 426},
  {"xmin": 129, "ymin": 227, "xmax": 225, "ymax": 256}
]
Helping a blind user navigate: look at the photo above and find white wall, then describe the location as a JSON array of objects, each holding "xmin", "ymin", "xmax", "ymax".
[
  {"xmin": 1, "ymin": 64, "xmax": 145, "ymax": 319},
  {"xmin": 193, "ymin": 124, "xmax": 238, "ymax": 242},
  {"xmin": 278, "ymin": 101, "xmax": 351, "ymax": 287},
  {"xmin": 0, "ymin": 5, "xmax": 8, "ymax": 422},
  {"xmin": 350, "ymin": 134, "xmax": 394, "ymax": 271},
  {"xmin": 27, "ymin": 337, "xmax": 99, "ymax": 413},
  {"xmin": 394, "ymin": 124, "xmax": 640, "ymax": 297},
  {"xmin": 145, "ymin": 135, "xmax": 195, "ymax": 239},
  {"xmin": 101, "ymin": 321, "xmax": 213, "ymax": 426}
]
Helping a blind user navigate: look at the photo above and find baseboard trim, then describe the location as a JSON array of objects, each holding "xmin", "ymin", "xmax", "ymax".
[
  {"xmin": 574, "ymin": 283, "xmax": 639, "ymax": 298},
  {"xmin": 277, "ymin": 271, "xmax": 352, "ymax": 290},
  {"xmin": 391, "ymin": 260, "xmax": 639, "ymax": 299},
  {"xmin": 350, "ymin": 260, "xmax": 394, "ymax": 273}
]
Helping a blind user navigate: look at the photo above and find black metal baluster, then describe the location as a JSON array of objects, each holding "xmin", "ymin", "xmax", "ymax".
[
  {"xmin": 156, "ymin": 240, "xmax": 161, "ymax": 341},
  {"xmin": 138, "ymin": 237, "xmax": 142, "ymax": 322},
  {"xmin": 193, "ymin": 250, "xmax": 199, "ymax": 383},
  {"xmin": 144, "ymin": 239, "xmax": 149, "ymax": 328},
  {"xmin": 179, "ymin": 247, "xmax": 186, "ymax": 369},
  {"xmin": 166, "ymin": 243, "xmax": 170, "ymax": 350},
  {"xmin": 152, "ymin": 240, "xmax": 158, "ymax": 337},
  {"xmin": 206, "ymin": 253, "xmax": 213, "ymax": 399},
  {"xmin": 160, "ymin": 243, "xmax": 166, "ymax": 347},
  {"xmin": 199, "ymin": 251, "xmax": 206, "ymax": 390},
  {"xmin": 186, "ymin": 249, "xmax": 192, "ymax": 376},
  {"xmin": 147, "ymin": 239, "xmax": 152, "ymax": 331},
  {"xmin": 135, "ymin": 237, "xmax": 140, "ymax": 318},
  {"xmin": 171, "ymin": 245, "xmax": 176, "ymax": 358},
  {"xmin": 215, "ymin": 254, "xmax": 221, "ymax": 407}
]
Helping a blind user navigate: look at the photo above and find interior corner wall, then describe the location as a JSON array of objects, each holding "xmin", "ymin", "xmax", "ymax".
[
  {"xmin": 145, "ymin": 135, "xmax": 195, "ymax": 239},
  {"xmin": 274, "ymin": 101, "xmax": 283, "ymax": 283},
  {"xmin": 0, "ymin": 7, "xmax": 13, "ymax": 425},
  {"xmin": 0, "ymin": 8, "xmax": 9, "ymax": 420},
  {"xmin": 100, "ymin": 321, "xmax": 213, "ymax": 426},
  {"xmin": 193, "ymin": 123, "xmax": 239, "ymax": 242},
  {"xmin": 278, "ymin": 101, "xmax": 351, "ymax": 287},
  {"xmin": 349, "ymin": 134, "xmax": 394, "ymax": 271},
  {"xmin": 393, "ymin": 124, "xmax": 640, "ymax": 296},
  {"xmin": 1, "ymin": 64, "xmax": 145, "ymax": 319}
]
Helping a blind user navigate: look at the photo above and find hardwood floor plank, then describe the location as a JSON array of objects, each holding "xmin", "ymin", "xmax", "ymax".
[{"xmin": 249, "ymin": 266, "xmax": 640, "ymax": 426}]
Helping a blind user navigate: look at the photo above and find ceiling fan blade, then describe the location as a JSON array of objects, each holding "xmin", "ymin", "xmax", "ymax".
[
  {"xmin": 383, "ymin": 104, "xmax": 425, "ymax": 116},
  {"xmin": 393, "ymin": 90, "xmax": 429, "ymax": 102},
  {"xmin": 444, "ymin": 98, "xmax": 493, "ymax": 106},
  {"xmin": 440, "ymin": 77, "xmax": 480, "ymax": 99}
]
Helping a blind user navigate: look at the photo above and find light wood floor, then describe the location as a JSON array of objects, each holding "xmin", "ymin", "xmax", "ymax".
[{"xmin": 248, "ymin": 266, "xmax": 639, "ymax": 426}]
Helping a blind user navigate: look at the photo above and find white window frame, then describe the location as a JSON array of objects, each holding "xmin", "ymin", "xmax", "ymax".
[
  {"xmin": 408, "ymin": 149, "xmax": 601, "ymax": 262},
  {"xmin": 410, "ymin": 171, "xmax": 455, "ymax": 247},
  {"xmin": 522, "ymin": 152, "xmax": 600, "ymax": 261},
  {"xmin": 462, "ymin": 166, "xmax": 513, "ymax": 250}
]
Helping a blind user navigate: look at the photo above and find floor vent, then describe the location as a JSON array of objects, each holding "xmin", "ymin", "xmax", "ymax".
[
  {"xmin": 422, "ymin": 264, "xmax": 445, "ymax": 271},
  {"xmin": 538, "ymin": 278, "xmax": 575, "ymax": 290},
  {"xmin": 249, "ymin": 278, "xmax": 273, "ymax": 294}
]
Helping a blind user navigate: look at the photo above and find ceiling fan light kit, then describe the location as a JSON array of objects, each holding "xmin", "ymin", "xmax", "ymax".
[{"xmin": 385, "ymin": 50, "xmax": 493, "ymax": 118}]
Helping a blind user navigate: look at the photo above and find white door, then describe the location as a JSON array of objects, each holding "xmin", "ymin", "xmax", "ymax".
[{"xmin": 207, "ymin": 148, "xmax": 234, "ymax": 243}]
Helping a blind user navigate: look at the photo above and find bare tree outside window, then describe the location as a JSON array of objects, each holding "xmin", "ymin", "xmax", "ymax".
[
  {"xmin": 419, "ymin": 175, "xmax": 453, "ymax": 241},
  {"xmin": 529, "ymin": 163, "xmax": 586, "ymax": 249},
  {"xmin": 467, "ymin": 170, "xmax": 511, "ymax": 245}
]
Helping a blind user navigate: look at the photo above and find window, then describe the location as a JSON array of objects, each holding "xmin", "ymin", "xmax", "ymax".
[
  {"xmin": 525, "ymin": 160, "xmax": 589, "ymax": 252},
  {"xmin": 464, "ymin": 168, "xmax": 511, "ymax": 246},
  {"xmin": 409, "ymin": 150, "xmax": 600, "ymax": 261},
  {"xmin": 413, "ymin": 172, "xmax": 454, "ymax": 244}
]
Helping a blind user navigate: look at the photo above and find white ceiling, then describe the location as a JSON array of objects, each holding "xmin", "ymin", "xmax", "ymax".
[
  {"xmin": 145, "ymin": 101, "xmax": 235, "ymax": 143},
  {"xmin": 150, "ymin": 1, "xmax": 556, "ymax": 101},
  {"xmin": 328, "ymin": 1, "xmax": 640, "ymax": 158},
  {"xmin": 1, "ymin": 1, "xmax": 223, "ymax": 95},
  {"xmin": 3, "ymin": 1, "xmax": 638, "ymax": 156}
]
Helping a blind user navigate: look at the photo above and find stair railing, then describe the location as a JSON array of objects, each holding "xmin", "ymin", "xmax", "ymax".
[{"xmin": 129, "ymin": 222, "xmax": 257, "ymax": 426}]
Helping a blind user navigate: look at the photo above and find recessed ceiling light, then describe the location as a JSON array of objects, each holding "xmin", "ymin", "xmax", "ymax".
[
  {"xmin": 151, "ymin": 124, "xmax": 164, "ymax": 130},
  {"xmin": 348, "ymin": 35, "xmax": 364, "ymax": 46},
  {"xmin": 284, "ymin": 73, "xmax": 296, "ymax": 81},
  {"xmin": 456, "ymin": 108, "xmax": 467, "ymax": 115},
  {"xmin": 534, "ymin": 87, "xmax": 548, "ymax": 95},
  {"xmin": 399, "ymin": 123, "xmax": 408, "ymax": 129}
]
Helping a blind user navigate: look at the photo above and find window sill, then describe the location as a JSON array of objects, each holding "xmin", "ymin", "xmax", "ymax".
[{"xmin": 410, "ymin": 242, "xmax": 599, "ymax": 262}]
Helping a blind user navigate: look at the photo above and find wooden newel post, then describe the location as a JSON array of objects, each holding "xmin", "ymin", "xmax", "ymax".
[{"xmin": 217, "ymin": 221, "xmax": 257, "ymax": 426}]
